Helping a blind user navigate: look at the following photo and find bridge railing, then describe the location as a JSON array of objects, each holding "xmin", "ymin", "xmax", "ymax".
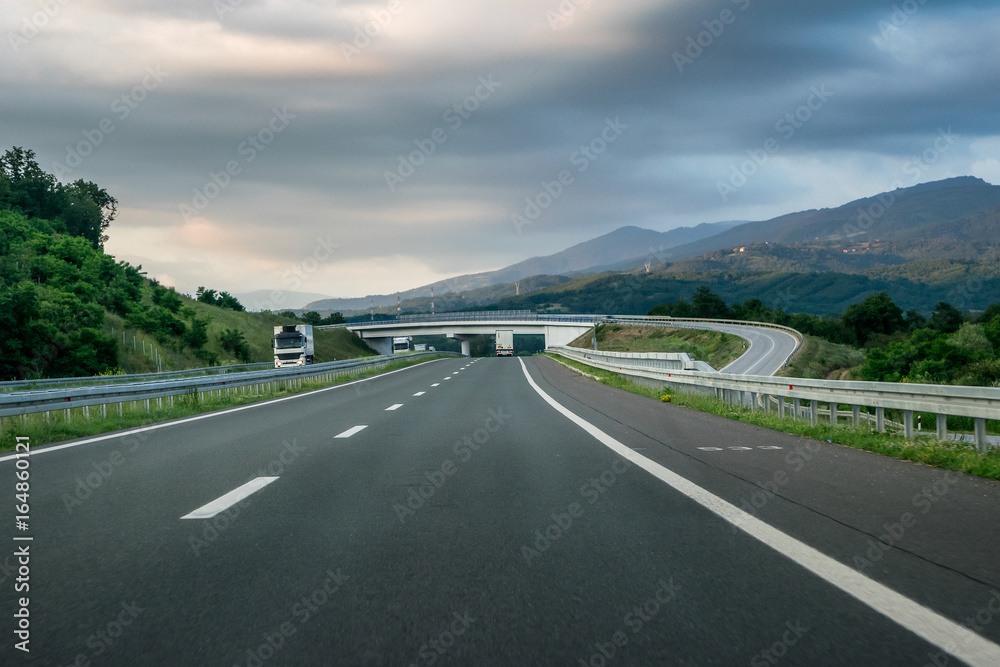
[
  {"xmin": 0, "ymin": 352, "xmax": 454, "ymax": 433},
  {"xmin": 550, "ymin": 345, "xmax": 1000, "ymax": 452},
  {"xmin": 325, "ymin": 311, "xmax": 600, "ymax": 329}
]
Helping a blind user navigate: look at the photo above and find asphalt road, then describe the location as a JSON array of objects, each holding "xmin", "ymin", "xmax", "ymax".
[
  {"xmin": 654, "ymin": 321, "xmax": 799, "ymax": 376},
  {"xmin": 2, "ymin": 356, "xmax": 999, "ymax": 665}
]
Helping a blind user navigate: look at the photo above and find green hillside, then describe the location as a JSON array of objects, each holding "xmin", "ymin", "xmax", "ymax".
[{"xmin": 0, "ymin": 147, "xmax": 374, "ymax": 380}]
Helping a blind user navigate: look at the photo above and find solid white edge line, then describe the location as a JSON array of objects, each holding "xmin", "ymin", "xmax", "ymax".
[
  {"xmin": 181, "ymin": 476, "xmax": 278, "ymax": 520},
  {"xmin": 334, "ymin": 425, "xmax": 368, "ymax": 438},
  {"xmin": 518, "ymin": 358, "xmax": 1000, "ymax": 667},
  {"xmin": 385, "ymin": 404, "xmax": 403, "ymax": 411},
  {"xmin": 0, "ymin": 358, "xmax": 449, "ymax": 463}
]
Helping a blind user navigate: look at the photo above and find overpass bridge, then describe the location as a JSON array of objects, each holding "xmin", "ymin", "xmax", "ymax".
[{"xmin": 329, "ymin": 310, "xmax": 598, "ymax": 356}]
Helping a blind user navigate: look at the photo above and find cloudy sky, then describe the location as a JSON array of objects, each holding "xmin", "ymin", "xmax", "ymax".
[{"xmin": 3, "ymin": 0, "xmax": 999, "ymax": 302}]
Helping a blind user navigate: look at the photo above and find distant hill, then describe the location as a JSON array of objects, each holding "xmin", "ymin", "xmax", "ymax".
[
  {"xmin": 657, "ymin": 177, "xmax": 1000, "ymax": 263},
  {"xmin": 304, "ymin": 221, "xmax": 740, "ymax": 313}
]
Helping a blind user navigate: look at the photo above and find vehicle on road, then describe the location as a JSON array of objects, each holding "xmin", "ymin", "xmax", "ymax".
[
  {"xmin": 392, "ymin": 336, "xmax": 412, "ymax": 354},
  {"xmin": 273, "ymin": 324, "xmax": 314, "ymax": 367},
  {"xmin": 495, "ymin": 329, "xmax": 514, "ymax": 356}
]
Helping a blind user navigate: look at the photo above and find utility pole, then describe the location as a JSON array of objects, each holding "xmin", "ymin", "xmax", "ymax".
[{"xmin": 431, "ymin": 286, "xmax": 435, "ymax": 316}]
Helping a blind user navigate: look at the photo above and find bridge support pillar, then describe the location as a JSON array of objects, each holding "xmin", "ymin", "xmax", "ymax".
[{"xmin": 448, "ymin": 333, "xmax": 477, "ymax": 357}]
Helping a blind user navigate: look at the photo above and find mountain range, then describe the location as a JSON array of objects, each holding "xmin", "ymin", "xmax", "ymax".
[{"xmin": 300, "ymin": 176, "xmax": 1000, "ymax": 316}]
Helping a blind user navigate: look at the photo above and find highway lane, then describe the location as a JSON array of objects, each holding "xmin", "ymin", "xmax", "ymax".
[
  {"xmin": 2, "ymin": 356, "xmax": 999, "ymax": 665},
  {"xmin": 662, "ymin": 322, "xmax": 799, "ymax": 376}
]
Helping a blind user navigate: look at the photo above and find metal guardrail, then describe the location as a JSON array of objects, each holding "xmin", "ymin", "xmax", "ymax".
[
  {"xmin": 550, "ymin": 345, "xmax": 1000, "ymax": 452},
  {"xmin": 0, "ymin": 353, "xmax": 453, "ymax": 426},
  {"xmin": 0, "ymin": 362, "xmax": 274, "ymax": 391}
]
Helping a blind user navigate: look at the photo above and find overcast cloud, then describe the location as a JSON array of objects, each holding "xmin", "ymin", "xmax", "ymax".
[{"xmin": 3, "ymin": 0, "xmax": 999, "ymax": 299}]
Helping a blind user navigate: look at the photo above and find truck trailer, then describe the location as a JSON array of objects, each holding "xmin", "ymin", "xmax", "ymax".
[
  {"xmin": 273, "ymin": 325, "xmax": 314, "ymax": 368},
  {"xmin": 495, "ymin": 330, "xmax": 514, "ymax": 357}
]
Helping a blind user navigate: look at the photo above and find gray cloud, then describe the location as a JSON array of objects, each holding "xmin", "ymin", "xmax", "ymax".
[{"xmin": 1, "ymin": 0, "xmax": 997, "ymax": 297}]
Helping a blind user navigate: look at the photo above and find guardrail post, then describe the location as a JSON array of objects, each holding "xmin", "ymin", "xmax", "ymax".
[
  {"xmin": 830, "ymin": 403, "xmax": 838, "ymax": 426},
  {"xmin": 118, "ymin": 402, "xmax": 123, "ymax": 417},
  {"xmin": 792, "ymin": 398, "xmax": 801, "ymax": 421},
  {"xmin": 975, "ymin": 418, "xmax": 987, "ymax": 453},
  {"xmin": 903, "ymin": 410, "xmax": 914, "ymax": 439},
  {"xmin": 83, "ymin": 405, "xmax": 90, "ymax": 420},
  {"xmin": 750, "ymin": 392, "xmax": 757, "ymax": 413},
  {"xmin": 810, "ymin": 400, "xmax": 818, "ymax": 426},
  {"xmin": 100, "ymin": 404, "xmax": 107, "ymax": 419},
  {"xmin": 778, "ymin": 396, "xmax": 785, "ymax": 419},
  {"xmin": 876, "ymin": 407, "xmax": 885, "ymax": 433},
  {"xmin": 936, "ymin": 413, "xmax": 947, "ymax": 440},
  {"xmin": 852, "ymin": 405, "xmax": 860, "ymax": 428},
  {"xmin": 144, "ymin": 399, "xmax": 150, "ymax": 413},
  {"xmin": 762, "ymin": 394, "xmax": 770, "ymax": 414}
]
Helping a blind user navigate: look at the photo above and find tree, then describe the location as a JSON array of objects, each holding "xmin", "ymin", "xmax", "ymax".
[
  {"xmin": 690, "ymin": 286, "xmax": 730, "ymax": 319},
  {"xmin": 929, "ymin": 301, "xmax": 965, "ymax": 333},
  {"xmin": 301, "ymin": 311, "xmax": 323, "ymax": 326},
  {"xmin": 216, "ymin": 291, "xmax": 245, "ymax": 311},
  {"xmin": 219, "ymin": 328, "xmax": 252, "ymax": 363},
  {"xmin": 196, "ymin": 287, "xmax": 218, "ymax": 305},
  {"xmin": 842, "ymin": 292, "xmax": 904, "ymax": 347},
  {"xmin": 322, "ymin": 311, "xmax": 346, "ymax": 325}
]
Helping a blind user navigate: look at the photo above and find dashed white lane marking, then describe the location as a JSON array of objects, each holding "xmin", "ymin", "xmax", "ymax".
[
  {"xmin": 335, "ymin": 425, "xmax": 368, "ymax": 438},
  {"xmin": 431, "ymin": 383, "xmax": 440, "ymax": 387},
  {"xmin": 444, "ymin": 377, "xmax": 452, "ymax": 380},
  {"xmin": 518, "ymin": 358, "xmax": 1000, "ymax": 667},
  {"xmin": 698, "ymin": 447, "xmax": 724, "ymax": 451},
  {"xmin": 759, "ymin": 446, "xmax": 784, "ymax": 450},
  {"xmin": 413, "ymin": 392, "xmax": 426, "ymax": 396},
  {"xmin": 181, "ymin": 477, "xmax": 278, "ymax": 520},
  {"xmin": 386, "ymin": 404, "xmax": 403, "ymax": 411},
  {"xmin": 730, "ymin": 446, "xmax": 753, "ymax": 451}
]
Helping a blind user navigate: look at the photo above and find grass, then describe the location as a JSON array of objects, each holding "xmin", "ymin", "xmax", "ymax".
[
  {"xmin": 778, "ymin": 334, "xmax": 865, "ymax": 380},
  {"xmin": 568, "ymin": 324, "xmax": 745, "ymax": 370},
  {"xmin": 545, "ymin": 353, "xmax": 1000, "ymax": 480},
  {"xmin": 0, "ymin": 355, "xmax": 450, "ymax": 452},
  {"xmin": 100, "ymin": 286, "xmax": 377, "ymax": 375}
]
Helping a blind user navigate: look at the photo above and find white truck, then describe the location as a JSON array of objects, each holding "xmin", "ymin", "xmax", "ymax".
[
  {"xmin": 495, "ymin": 329, "xmax": 514, "ymax": 357},
  {"xmin": 273, "ymin": 324, "xmax": 314, "ymax": 368},
  {"xmin": 392, "ymin": 336, "xmax": 412, "ymax": 354}
]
